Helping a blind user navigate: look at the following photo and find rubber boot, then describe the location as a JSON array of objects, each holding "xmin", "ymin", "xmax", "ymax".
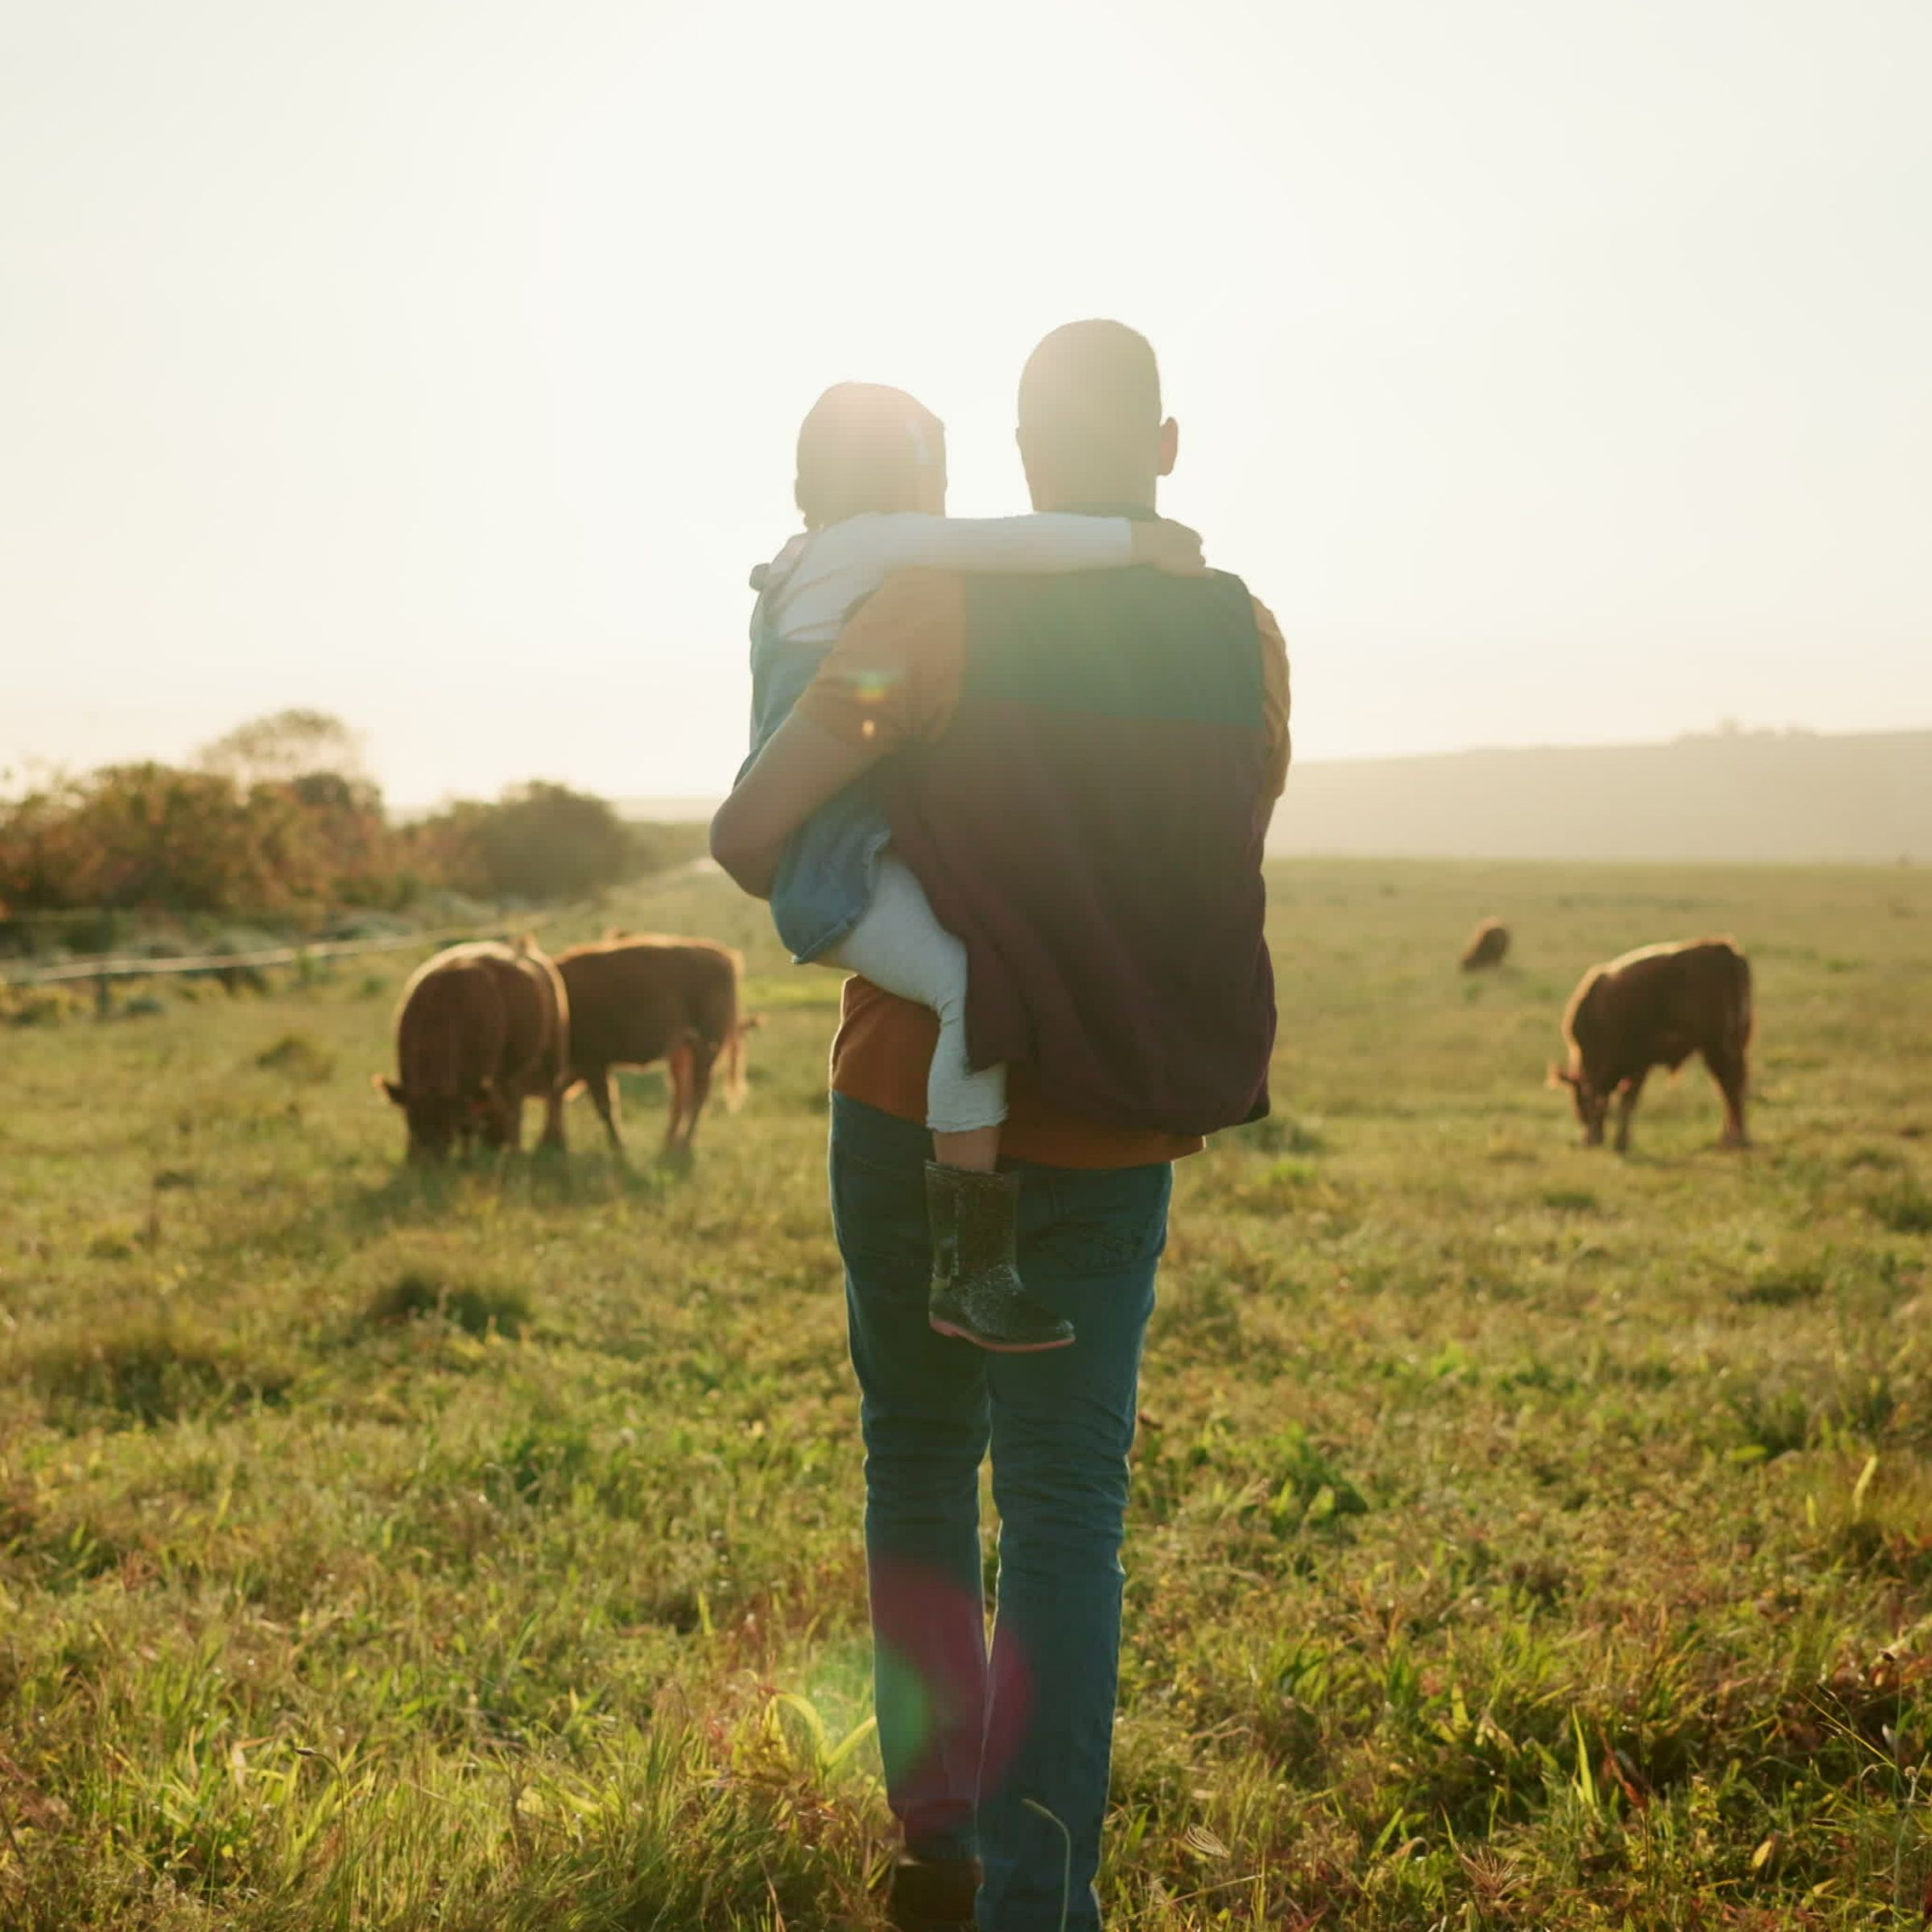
[
  {"xmin": 883, "ymin": 1853, "xmax": 981, "ymax": 1931},
  {"xmin": 926, "ymin": 1163, "xmax": 1075, "ymax": 1352}
]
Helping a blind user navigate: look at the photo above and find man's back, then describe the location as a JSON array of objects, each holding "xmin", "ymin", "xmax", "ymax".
[{"xmin": 797, "ymin": 554, "xmax": 1290, "ymax": 1140}]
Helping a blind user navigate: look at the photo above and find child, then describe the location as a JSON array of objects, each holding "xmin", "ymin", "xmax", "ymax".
[{"xmin": 744, "ymin": 381, "xmax": 1204, "ymax": 1352}]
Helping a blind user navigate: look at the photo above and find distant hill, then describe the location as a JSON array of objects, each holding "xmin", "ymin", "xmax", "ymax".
[
  {"xmin": 1272, "ymin": 729, "xmax": 1930, "ymax": 863},
  {"xmin": 619, "ymin": 729, "xmax": 1932, "ymax": 865}
]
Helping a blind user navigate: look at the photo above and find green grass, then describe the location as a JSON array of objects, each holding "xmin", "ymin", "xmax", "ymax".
[{"xmin": 2, "ymin": 857, "xmax": 1930, "ymax": 1928}]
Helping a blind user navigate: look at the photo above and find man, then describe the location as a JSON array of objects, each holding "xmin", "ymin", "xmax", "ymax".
[{"xmin": 712, "ymin": 320, "xmax": 1290, "ymax": 1932}]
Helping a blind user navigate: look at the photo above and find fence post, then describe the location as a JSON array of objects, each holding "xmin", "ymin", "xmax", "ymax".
[{"xmin": 96, "ymin": 970, "xmax": 112, "ymax": 1021}]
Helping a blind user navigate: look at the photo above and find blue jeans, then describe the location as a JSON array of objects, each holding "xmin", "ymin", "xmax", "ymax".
[{"xmin": 829, "ymin": 1094, "xmax": 1172, "ymax": 1932}]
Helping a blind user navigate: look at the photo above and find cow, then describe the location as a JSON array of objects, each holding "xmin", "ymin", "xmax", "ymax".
[
  {"xmin": 548, "ymin": 934, "xmax": 753, "ymax": 1158},
  {"xmin": 1460, "ymin": 919, "xmax": 1511, "ymax": 971},
  {"xmin": 378, "ymin": 939, "xmax": 570, "ymax": 1162},
  {"xmin": 1550, "ymin": 938, "xmax": 1752, "ymax": 1152}
]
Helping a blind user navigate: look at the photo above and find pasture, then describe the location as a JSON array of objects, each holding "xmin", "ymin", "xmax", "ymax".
[{"xmin": 2, "ymin": 858, "xmax": 1930, "ymax": 1930}]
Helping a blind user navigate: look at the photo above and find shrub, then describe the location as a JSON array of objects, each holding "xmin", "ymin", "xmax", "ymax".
[
  {"xmin": 0, "ymin": 712, "xmax": 699, "ymax": 920},
  {"xmin": 0, "ymin": 984, "xmax": 85, "ymax": 1028},
  {"xmin": 366, "ymin": 1270, "xmax": 530, "ymax": 1339},
  {"xmin": 254, "ymin": 1033, "xmax": 336, "ymax": 1084},
  {"xmin": 0, "ymin": 760, "xmax": 415, "ymax": 915},
  {"xmin": 1868, "ymin": 1179, "xmax": 1932, "ymax": 1236},
  {"xmin": 410, "ymin": 782, "xmax": 703, "ymax": 903}
]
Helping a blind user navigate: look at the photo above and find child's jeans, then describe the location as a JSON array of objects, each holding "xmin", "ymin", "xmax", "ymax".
[{"xmin": 824, "ymin": 854, "xmax": 1007, "ymax": 1135}]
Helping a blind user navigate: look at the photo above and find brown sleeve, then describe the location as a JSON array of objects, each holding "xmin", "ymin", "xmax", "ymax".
[
  {"xmin": 1252, "ymin": 596, "xmax": 1291, "ymax": 799},
  {"xmin": 793, "ymin": 569, "xmax": 969, "ymax": 751}
]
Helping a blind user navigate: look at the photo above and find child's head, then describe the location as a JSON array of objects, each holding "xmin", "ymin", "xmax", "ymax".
[{"xmin": 795, "ymin": 382, "xmax": 947, "ymax": 530}]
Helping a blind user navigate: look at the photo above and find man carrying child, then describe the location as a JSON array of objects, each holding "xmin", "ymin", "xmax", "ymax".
[{"xmin": 712, "ymin": 320, "xmax": 1290, "ymax": 1932}]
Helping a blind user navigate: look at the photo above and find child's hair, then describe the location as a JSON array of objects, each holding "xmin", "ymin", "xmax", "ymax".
[{"xmin": 794, "ymin": 382, "xmax": 946, "ymax": 529}]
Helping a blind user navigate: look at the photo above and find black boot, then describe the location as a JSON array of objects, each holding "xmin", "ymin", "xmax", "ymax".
[
  {"xmin": 883, "ymin": 1852, "xmax": 981, "ymax": 1931},
  {"xmin": 926, "ymin": 1163, "xmax": 1075, "ymax": 1352}
]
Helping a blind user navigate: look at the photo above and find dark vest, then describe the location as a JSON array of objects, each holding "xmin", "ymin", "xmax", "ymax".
[{"xmin": 882, "ymin": 556, "xmax": 1277, "ymax": 1137}]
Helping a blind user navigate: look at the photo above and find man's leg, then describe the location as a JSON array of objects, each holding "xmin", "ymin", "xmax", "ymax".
[
  {"xmin": 832, "ymin": 1095, "xmax": 992, "ymax": 1868},
  {"xmin": 977, "ymin": 1162, "xmax": 1171, "ymax": 1932}
]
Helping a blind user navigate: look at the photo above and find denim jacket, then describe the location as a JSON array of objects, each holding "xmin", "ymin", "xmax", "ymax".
[{"xmin": 741, "ymin": 551, "xmax": 892, "ymax": 964}]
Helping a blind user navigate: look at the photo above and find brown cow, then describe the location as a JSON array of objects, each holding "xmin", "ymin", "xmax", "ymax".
[
  {"xmin": 549, "ymin": 934, "xmax": 753, "ymax": 1157},
  {"xmin": 378, "ymin": 939, "xmax": 570, "ymax": 1162},
  {"xmin": 1460, "ymin": 919, "xmax": 1511, "ymax": 971},
  {"xmin": 1551, "ymin": 938, "xmax": 1752, "ymax": 1152}
]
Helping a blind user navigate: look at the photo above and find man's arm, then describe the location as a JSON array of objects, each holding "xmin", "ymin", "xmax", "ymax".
[
  {"xmin": 873, "ymin": 510, "xmax": 1205, "ymax": 576},
  {"xmin": 709, "ymin": 712, "xmax": 886, "ymax": 898},
  {"xmin": 1254, "ymin": 597, "xmax": 1291, "ymax": 819},
  {"xmin": 710, "ymin": 569, "xmax": 968, "ymax": 898}
]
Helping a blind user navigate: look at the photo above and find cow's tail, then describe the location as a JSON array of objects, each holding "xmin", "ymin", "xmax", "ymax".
[
  {"xmin": 719, "ymin": 947, "xmax": 752, "ymax": 1111},
  {"xmin": 1729, "ymin": 947, "xmax": 1755, "ymax": 1058},
  {"xmin": 719, "ymin": 1024, "xmax": 748, "ymax": 1111}
]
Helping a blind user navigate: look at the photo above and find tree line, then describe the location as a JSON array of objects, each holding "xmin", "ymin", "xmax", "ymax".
[{"xmin": 0, "ymin": 710, "xmax": 701, "ymax": 923}]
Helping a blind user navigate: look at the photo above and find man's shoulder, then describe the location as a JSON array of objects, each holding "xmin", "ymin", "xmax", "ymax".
[
  {"xmin": 1244, "ymin": 586, "xmax": 1286, "ymax": 649},
  {"xmin": 1213, "ymin": 579, "xmax": 1286, "ymax": 681},
  {"xmin": 847, "ymin": 566, "xmax": 968, "ymax": 631},
  {"xmin": 852, "ymin": 562, "xmax": 1283, "ymax": 668},
  {"xmin": 807, "ymin": 568, "xmax": 970, "ymax": 743},
  {"xmin": 872, "ymin": 565, "xmax": 968, "ymax": 600},
  {"xmin": 1189, "ymin": 566, "xmax": 1266, "ymax": 621}
]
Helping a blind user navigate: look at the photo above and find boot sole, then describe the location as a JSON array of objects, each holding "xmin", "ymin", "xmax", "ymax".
[{"xmin": 928, "ymin": 1316, "xmax": 1075, "ymax": 1353}]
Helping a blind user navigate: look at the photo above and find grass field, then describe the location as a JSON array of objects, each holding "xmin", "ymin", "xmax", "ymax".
[{"xmin": 3, "ymin": 858, "xmax": 1930, "ymax": 1930}]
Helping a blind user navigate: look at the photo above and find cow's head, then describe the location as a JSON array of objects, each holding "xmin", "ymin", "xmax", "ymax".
[
  {"xmin": 1547, "ymin": 1061, "xmax": 1610, "ymax": 1146},
  {"xmin": 1550, "ymin": 973, "xmax": 1616, "ymax": 1147},
  {"xmin": 373, "ymin": 1074, "xmax": 494, "ymax": 1162}
]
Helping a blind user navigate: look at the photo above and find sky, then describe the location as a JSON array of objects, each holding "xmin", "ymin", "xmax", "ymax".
[{"xmin": 3, "ymin": 0, "xmax": 1928, "ymax": 807}]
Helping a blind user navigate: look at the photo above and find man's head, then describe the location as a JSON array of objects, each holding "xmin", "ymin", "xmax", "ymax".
[
  {"xmin": 1017, "ymin": 320, "xmax": 1177, "ymax": 512},
  {"xmin": 794, "ymin": 382, "xmax": 947, "ymax": 530}
]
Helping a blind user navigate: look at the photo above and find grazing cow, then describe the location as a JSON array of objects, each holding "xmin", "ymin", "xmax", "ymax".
[
  {"xmin": 1551, "ymin": 938, "xmax": 1752, "ymax": 1152},
  {"xmin": 550, "ymin": 934, "xmax": 753, "ymax": 1157},
  {"xmin": 1460, "ymin": 919, "xmax": 1511, "ymax": 972},
  {"xmin": 378, "ymin": 939, "xmax": 570, "ymax": 1162}
]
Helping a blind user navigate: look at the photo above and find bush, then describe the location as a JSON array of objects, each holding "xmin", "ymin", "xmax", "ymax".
[
  {"xmin": 254, "ymin": 1033, "xmax": 336, "ymax": 1084},
  {"xmin": 409, "ymin": 783, "xmax": 702, "ymax": 903},
  {"xmin": 0, "ymin": 762, "xmax": 415, "ymax": 916},
  {"xmin": 0, "ymin": 712, "xmax": 700, "ymax": 920},
  {"xmin": 1868, "ymin": 1179, "xmax": 1932, "ymax": 1235},
  {"xmin": 0, "ymin": 984, "xmax": 85, "ymax": 1028}
]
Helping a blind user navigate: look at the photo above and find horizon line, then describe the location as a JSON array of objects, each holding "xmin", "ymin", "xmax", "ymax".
[{"xmin": 386, "ymin": 720, "xmax": 1932, "ymax": 816}]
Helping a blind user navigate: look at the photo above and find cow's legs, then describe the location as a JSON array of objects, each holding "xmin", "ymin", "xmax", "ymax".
[
  {"xmin": 1612, "ymin": 1071, "xmax": 1649, "ymax": 1154},
  {"xmin": 677, "ymin": 1044, "xmax": 718, "ymax": 1154},
  {"xmin": 539, "ymin": 1085, "xmax": 568, "ymax": 1153},
  {"xmin": 663, "ymin": 1043, "xmax": 695, "ymax": 1157},
  {"xmin": 1704, "ymin": 1046, "xmax": 1750, "ymax": 1148},
  {"xmin": 580, "ymin": 1067, "xmax": 624, "ymax": 1154}
]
